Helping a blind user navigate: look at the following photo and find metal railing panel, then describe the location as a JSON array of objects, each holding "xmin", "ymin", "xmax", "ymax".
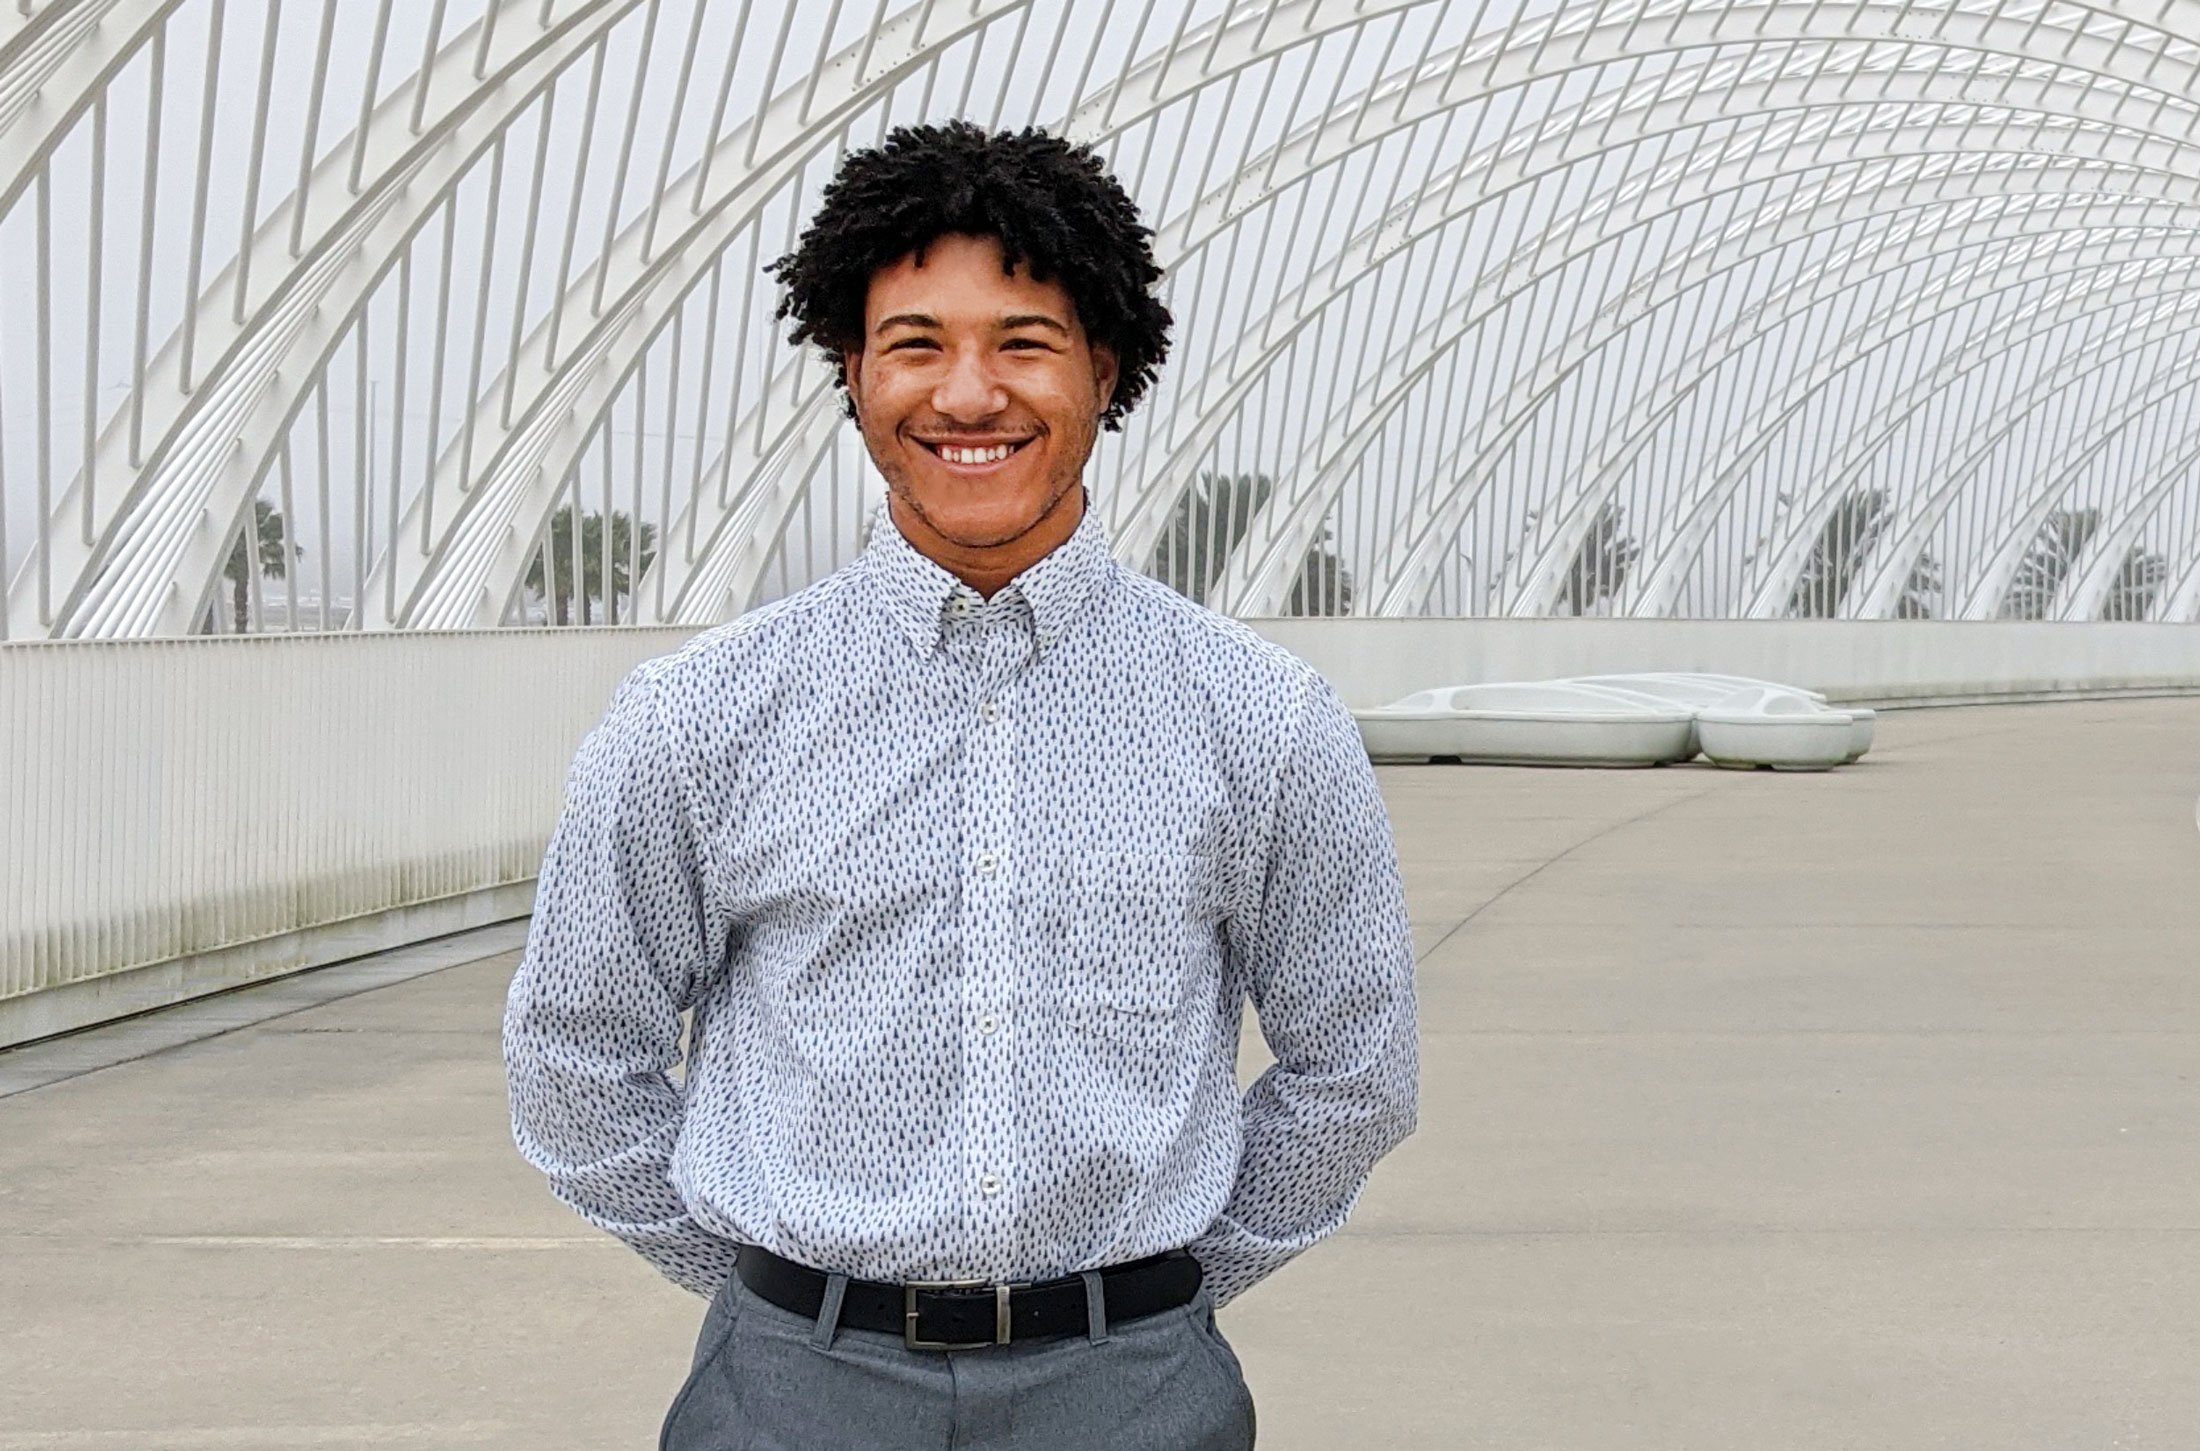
[{"xmin": 0, "ymin": 628, "xmax": 695, "ymax": 1011}]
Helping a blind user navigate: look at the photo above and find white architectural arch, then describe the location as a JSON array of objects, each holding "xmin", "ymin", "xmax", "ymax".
[
  {"xmin": 16, "ymin": 0, "xmax": 2200, "ymax": 634},
  {"xmin": 1382, "ymin": 184, "xmax": 2200, "ymax": 616},
  {"xmin": 1185, "ymin": 57, "xmax": 2200, "ymax": 612}
]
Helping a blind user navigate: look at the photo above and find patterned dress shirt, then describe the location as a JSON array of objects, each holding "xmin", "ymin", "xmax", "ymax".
[{"xmin": 503, "ymin": 503, "xmax": 1418, "ymax": 1307}]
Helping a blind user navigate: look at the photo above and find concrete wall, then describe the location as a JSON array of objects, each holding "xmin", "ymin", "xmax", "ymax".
[
  {"xmin": 7, "ymin": 619, "xmax": 2199, "ymax": 1046},
  {"xmin": 1248, "ymin": 618, "xmax": 2200, "ymax": 709}
]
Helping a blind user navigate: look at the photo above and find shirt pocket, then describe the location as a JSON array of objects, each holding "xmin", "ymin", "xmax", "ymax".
[{"xmin": 1059, "ymin": 852, "xmax": 1217, "ymax": 1037}]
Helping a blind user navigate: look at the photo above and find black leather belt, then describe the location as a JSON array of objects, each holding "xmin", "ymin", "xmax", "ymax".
[{"xmin": 735, "ymin": 1244, "xmax": 1203, "ymax": 1351}]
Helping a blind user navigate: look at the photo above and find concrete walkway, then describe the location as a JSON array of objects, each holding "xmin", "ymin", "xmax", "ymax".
[{"xmin": 4, "ymin": 699, "xmax": 2198, "ymax": 1448}]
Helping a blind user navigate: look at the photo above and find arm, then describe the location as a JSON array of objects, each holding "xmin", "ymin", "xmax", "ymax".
[
  {"xmin": 502, "ymin": 667, "xmax": 737, "ymax": 1296},
  {"xmin": 1191, "ymin": 676, "xmax": 1420, "ymax": 1306}
]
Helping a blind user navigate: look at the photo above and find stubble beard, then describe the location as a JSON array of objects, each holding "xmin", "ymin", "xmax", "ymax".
[{"xmin": 869, "ymin": 418, "xmax": 1094, "ymax": 551}]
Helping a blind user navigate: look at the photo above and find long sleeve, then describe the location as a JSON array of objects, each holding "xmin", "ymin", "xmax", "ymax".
[
  {"xmin": 1191, "ymin": 677, "xmax": 1420, "ymax": 1306},
  {"xmin": 503, "ymin": 668, "xmax": 737, "ymax": 1296}
]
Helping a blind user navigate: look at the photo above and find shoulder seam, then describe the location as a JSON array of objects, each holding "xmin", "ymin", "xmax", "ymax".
[{"xmin": 1111, "ymin": 569, "xmax": 1324, "ymax": 679}]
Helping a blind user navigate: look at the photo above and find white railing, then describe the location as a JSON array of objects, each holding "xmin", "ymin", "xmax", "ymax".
[
  {"xmin": 6, "ymin": 620, "xmax": 2199, "ymax": 1048},
  {"xmin": 1, "ymin": 628, "xmax": 696, "ymax": 1046}
]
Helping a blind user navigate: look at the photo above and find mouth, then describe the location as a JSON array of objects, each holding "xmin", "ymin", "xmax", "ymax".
[{"xmin": 914, "ymin": 436, "xmax": 1037, "ymax": 473}]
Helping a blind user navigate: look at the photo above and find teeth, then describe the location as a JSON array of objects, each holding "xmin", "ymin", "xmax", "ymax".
[{"xmin": 939, "ymin": 443, "xmax": 1015, "ymax": 464}]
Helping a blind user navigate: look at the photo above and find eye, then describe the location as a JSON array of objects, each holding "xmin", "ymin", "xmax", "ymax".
[{"xmin": 884, "ymin": 337, "xmax": 941, "ymax": 353}]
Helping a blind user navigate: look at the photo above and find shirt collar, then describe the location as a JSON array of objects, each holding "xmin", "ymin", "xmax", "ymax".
[{"xmin": 862, "ymin": 495, "xmax": 1114, "ymax": 657}]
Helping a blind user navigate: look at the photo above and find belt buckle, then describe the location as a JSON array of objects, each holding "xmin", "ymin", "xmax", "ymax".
[{"xmin": 903, "ymin": 1279, "xmax": 1016, "ymax": 1351}]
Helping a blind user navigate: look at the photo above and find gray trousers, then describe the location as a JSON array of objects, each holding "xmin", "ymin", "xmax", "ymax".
[{"xmin": 660, "ymin": 1270, "xmax": 1257, "ymax": 1451}]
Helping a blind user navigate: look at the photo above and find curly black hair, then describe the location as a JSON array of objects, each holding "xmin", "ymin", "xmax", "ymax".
[{"xmin": 769, "ymin": 121, "xmax": 1172, "ymax": 431}]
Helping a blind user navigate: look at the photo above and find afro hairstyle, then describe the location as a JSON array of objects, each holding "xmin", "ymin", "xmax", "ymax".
[{"xmin": 769, "ymin": 121, "xmax": 1172, "ymax": 431}]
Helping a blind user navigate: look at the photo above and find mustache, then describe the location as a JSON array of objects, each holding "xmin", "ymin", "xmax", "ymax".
[{"xmin": 902, "ymin": 418, "xmax": 1040, "ymax": 433}]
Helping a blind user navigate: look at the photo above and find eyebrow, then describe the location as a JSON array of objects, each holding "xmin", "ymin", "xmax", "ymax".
[{"xmin": 872, "ymin": 312, "xmax": 1072, "ymax": 336}]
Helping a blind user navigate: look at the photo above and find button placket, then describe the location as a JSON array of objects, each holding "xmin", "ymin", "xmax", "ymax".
[{"xmin": 956, "ymin": 618, "xmax": 1026, "ymax": 1256}]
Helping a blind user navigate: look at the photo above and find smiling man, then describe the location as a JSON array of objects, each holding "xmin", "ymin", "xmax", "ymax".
[{"xmin": 504, "ymin": 123, "xmax": 1418, "ymax": 1451}]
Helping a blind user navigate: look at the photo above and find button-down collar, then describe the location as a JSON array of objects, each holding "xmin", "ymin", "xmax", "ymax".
[{"xmin": 862, "ymin": 495, "xmax": 1113, "ymax": 658}]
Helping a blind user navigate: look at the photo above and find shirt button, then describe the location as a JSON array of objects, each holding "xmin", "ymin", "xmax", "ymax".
[
  {"xmin": 979, "ymin": 1174, "xmax": 1002, "ymax": 1196},
  {"xmin": 976, "ymin": 851, "xmax": 997, "ymax": 876},
  {"xmin": 979, "ymin": 701, "xmax": 1000, "ymax": 723},
  {"xmin": 978, "ymin": 1013, "xmax": 999, "ymax": 1035}
]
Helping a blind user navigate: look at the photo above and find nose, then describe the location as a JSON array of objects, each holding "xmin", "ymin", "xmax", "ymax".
[{"xmin": 931, "ymin": 340, "xmax": 1008, "ymax": 422}]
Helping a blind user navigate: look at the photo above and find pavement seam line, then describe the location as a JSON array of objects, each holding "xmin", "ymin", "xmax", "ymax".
[{"xmin": 1415, "ymin": 789, "xmax": 1710, "ymax": 963}]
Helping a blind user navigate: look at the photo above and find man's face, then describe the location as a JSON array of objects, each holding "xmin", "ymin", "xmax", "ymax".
[{"xmin": 845, "ymin": 233, "xmax": 1119, "ymax": 555}]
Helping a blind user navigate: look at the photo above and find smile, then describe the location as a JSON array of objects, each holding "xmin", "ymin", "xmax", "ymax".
[{"xmin": 919, "ymin": 439, "xmax": 1033, "ymax": 467}]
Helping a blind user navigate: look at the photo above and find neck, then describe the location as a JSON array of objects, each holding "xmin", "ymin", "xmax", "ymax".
[{"xmin": 889, "ymin": 486, "xmax": 1085, "ymax": 598}]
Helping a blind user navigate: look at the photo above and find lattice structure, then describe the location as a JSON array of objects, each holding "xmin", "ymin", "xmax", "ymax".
[{"xmin": 10, "ymin": 0, "xmax": 2200, "ymax": 636}]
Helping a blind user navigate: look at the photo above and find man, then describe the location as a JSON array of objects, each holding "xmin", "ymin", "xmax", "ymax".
[{"xmin": 504, "ymin": 122, "xmax": 1417, "ymax": 1451}]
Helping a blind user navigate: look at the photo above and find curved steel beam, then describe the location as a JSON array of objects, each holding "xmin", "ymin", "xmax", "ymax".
[
  {"xmin": 13, "ymin": 0, "xmax": 649, "ymax": 638},
  {"xmin": 1951, "ymin": 363, "xmax": 2200, "ymax": 620},
  {"xmin": 1855, "ymin": 351, "xmax": 2200, "ymax": 619},
  {"xmin": 1216, "ymin": 126, "xmax": 2200, "ymax": 618},
  {"xmin": 1733, "ymin": 278, "xmax": 2200, "ymax": 618},
  {"xmin": 2151, "ymin": 499, "xmax": 2200, "ymax": 622},
  {"xmin": 1550, "ymin": 238, "xmax": 2200, "ymax": 618},
  {"xmin": 2057, "ymin": 410, "xmax": 2200, "ymax": 621},
  {"xmin": 382, "ymin": 0, "xmax": 1457, "ymax": 628},
  {"xmin": 371, "ymin": 0, "xmax": 1041, "ymax": 628},
  {"xmin": 1133, "ymin": 0, "xmax": 2200, "ymax": 607},
  {"xmin": 1612, "ymin": 258, "xmax": 2200, "ymax": 619},
  {"xmin": 642, "ymin": 354, "xmax": 839, "ymax": 624},
  {"xmin": 1387, "ymin": 192, "xmax": 2200, "ymax": 617},
  {"xmin": 0, "ymin": 0, "xmax": 164, "ymax": 219},
  {"xmin": 423, "ymin": 0, "xmax": 2200, "ymax": 629},
  {"xmin": 1136, "ymin": 101, "xmax": 2200, "ymax": 611},
  {"xmin": 1851, "ymin": 356, "xmax": 2200, "ymax": 619}
]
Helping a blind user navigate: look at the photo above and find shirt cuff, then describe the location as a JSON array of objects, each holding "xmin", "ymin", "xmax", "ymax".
[{"xmin": 576, "ymin": 1201, "xmax": 739, "ymax": 1298}]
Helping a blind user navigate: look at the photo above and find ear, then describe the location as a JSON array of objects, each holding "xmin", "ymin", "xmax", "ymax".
[
  {"xmin": 842, "ymin": 347, "xmax": 866, "ymax": 414},
  {"xmin": 1089, "ymin": 343, "xmax": 1120, "ymax": 413}
]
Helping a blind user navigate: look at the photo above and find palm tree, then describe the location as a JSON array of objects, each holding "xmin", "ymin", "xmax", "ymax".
[
  {"xmin": 222, "ymin": 498, "xmax": 299, "ymax": 633},
  {"xmin": 1151, "ymin": 471, "xmax": 1354, "ymax": 615},
  {"xmin": 2100, "ymin": 543, "xmax": 2167, "ymax": 621},
  {"xmin": 1154, "ymin": 471, "xmax": 1268, "ymax": 605},
  {"xmin": 1896, "ymin": 548, "xmax": 1941, "ymax": 619},
  {"xmin": 1557, "ymin": 502, "xmax": 1640, "ymax": 616},
  {"xmin": 1999, "ymin": 508, "xmax": 2100, "ymax": 619},
  {"xmin": 525, "ymin": 508, "xmax": 659, "ymax": 625},
  {"xmin": 1786, "ymin": 488, "xmax": 1890, "ymax": 618},
  {"xmin": 1284, "ymin": 525, "xmax": 1355, "ymax": 616}
]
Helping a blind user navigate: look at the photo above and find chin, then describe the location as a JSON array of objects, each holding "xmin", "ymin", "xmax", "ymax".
[
  {"xmin": 902, "ymin": 482, "xmax": 1068, "ymax": 548},
  {"xmin": 921, "ymin": 504, "xmax": 1051, "ymax": 549}
]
